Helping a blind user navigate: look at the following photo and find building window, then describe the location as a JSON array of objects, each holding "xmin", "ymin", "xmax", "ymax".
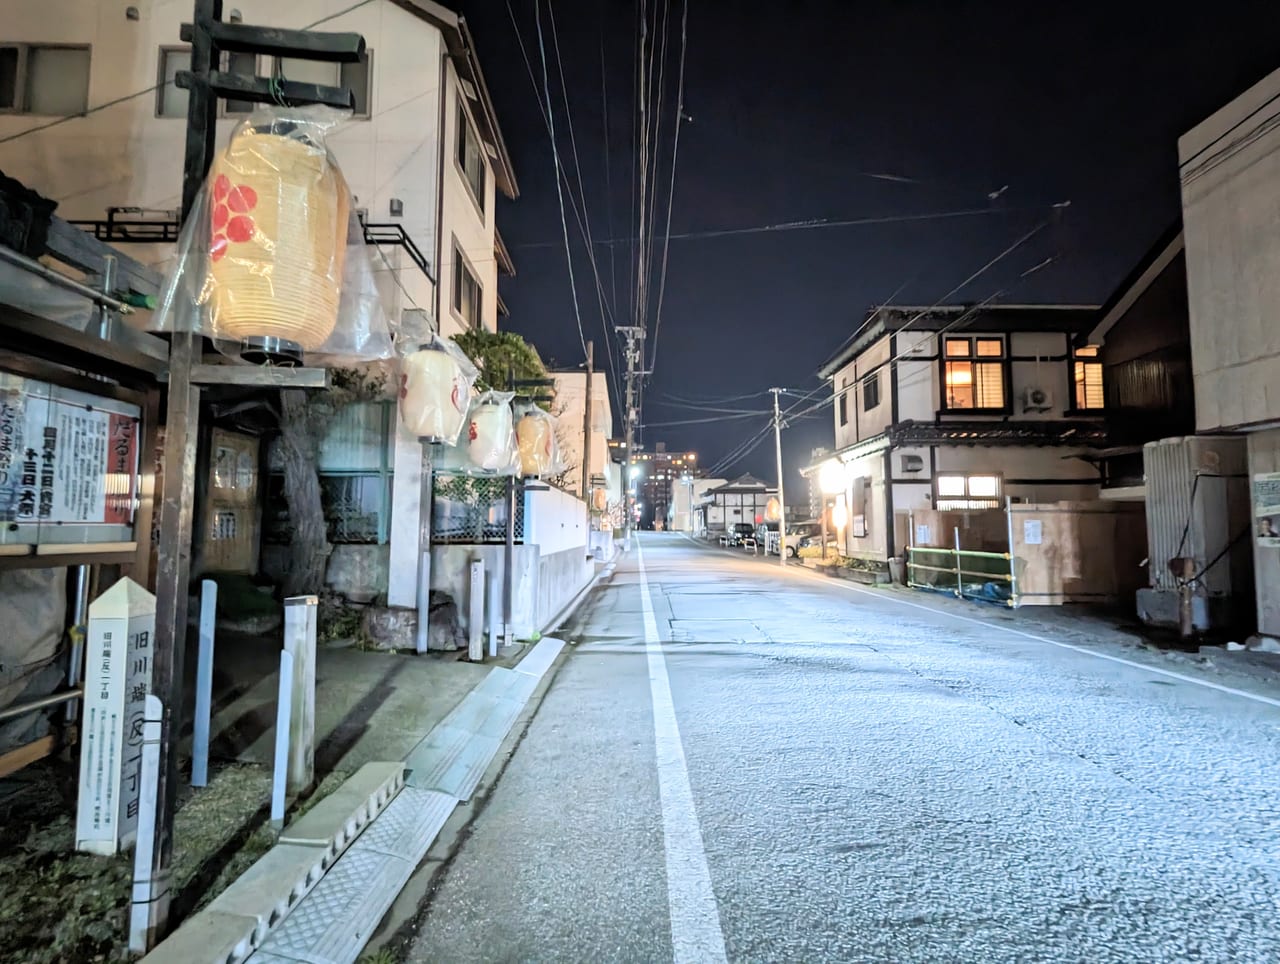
[
  {"xmin": 863, "ymin": 371, "xmax": 881, "ymax": 411},
  {"xmin": 456, "ymin": 98, "xmax": 486, "ymax": 211},
  {"xmin": 272, "ymin": 52, "xmax": 371, "ymax": 116},
  {"xmin": 453, "ymin": 244, "xmax": 482, "ymax": 328},
  {"xmin": 934, "ymin": 473, "xmax": 1003, "ymax": 511},
  {"xmin": 1073, "ymin": 345, "xmax": 1104, "ymax": 411},
  {"xmin": 157, "ymin": 48, "xmax": 191, "ymax": 117},
  {"xmin": 838, "ymin": 379, "xmax": 849, "ymax": 426},
  {"xmin": 943, "ymin": 336, "xmax": 1007, "ymax": 410},
  {"xmin": 0, "ymin": 44, "xmax": 90, "ymax": 116}
]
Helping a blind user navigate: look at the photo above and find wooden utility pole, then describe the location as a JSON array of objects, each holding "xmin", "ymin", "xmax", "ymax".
[
  {"xmin": 772, "ymin": 388, "xmax": 787, "ymax": 567},
  {"xmin": 138, "ymin": 0, "xmax": 364, "ymax": 947},
  {"xmin": 581, "ymin": 340, "xmax": 593, "ymax": 499}
]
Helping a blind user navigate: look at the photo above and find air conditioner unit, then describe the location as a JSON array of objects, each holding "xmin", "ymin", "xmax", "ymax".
[
  {"xmin": 900, "ymin": 454, "xmax": 924, "ymax": 473},
  {"xmin": 1021, "ymin": 386, "xmax": 1053, "ymax": 413}
]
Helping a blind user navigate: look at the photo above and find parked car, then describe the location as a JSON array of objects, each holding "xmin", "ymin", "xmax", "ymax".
[
  {"xmin": 769, "ymin": 523, "xmax": 816, "ymax": 558},
  {"xmin": 727, "ymin": 523, "xmax": 756, "ymax": 547}
]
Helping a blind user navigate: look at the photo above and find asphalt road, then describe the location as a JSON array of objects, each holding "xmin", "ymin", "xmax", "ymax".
[{"xmin": 406, "ymin": 533, "xmax": 1280, "ymax": 963}]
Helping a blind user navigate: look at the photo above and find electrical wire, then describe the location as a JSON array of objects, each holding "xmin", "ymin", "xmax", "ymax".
[
  {"xmin": 533, "ymin": 0, "xmax": 588, "ymax": 360},
  {"xmin": 647, "ymin": 0, "xmax": 689, "ymax": 372},
  {"xmin": 0, "ymin": 0, "xmax": 379, "ymax": 147}
]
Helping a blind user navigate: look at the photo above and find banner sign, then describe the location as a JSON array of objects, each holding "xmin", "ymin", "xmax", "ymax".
[
  {"xmin": 1255, "ymin": 472, "xmax": 1280, "ymax": 548},
  {"xmin": 0, "ymin": 372, "xmax": 141, "ymax": 547}
]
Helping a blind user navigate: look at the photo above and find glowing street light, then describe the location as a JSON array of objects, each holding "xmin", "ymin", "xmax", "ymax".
[{"xmin": 819, "ymin": 458, "xmax": 846, "ymax": 495}]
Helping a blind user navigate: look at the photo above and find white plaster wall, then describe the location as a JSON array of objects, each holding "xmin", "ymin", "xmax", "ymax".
[
  {"xmin": 895, "ymin": 330, "xmax": 937, "ymax": 422},
  {"xmin": 854, "ymin": 335, "xmax": 893, "ymax": 440},
  {"xmin": 1179, "ymin": 66, "xmax": 1280, "ymax": 432},
  {"xmin": 0, "ymin": 0, "xmax": 445, "ymax": 314},
  {"xmin": 831, "ymin": 358, "xmax": 858, "ymax": 450},
  {"xmin": 439, "ymin": 62, "xmax": 497, "ymax": 335},
  {"xmin": 934, "ymin": 445, "xmax": 1099, "ymax": 504},
  {"xmin": 523, "ymin": 484, "xmax": 589, "ymax": 557}
]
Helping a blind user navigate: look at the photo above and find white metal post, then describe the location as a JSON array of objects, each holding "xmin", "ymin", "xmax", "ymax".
[
  {"xmin": 772, "ymin": 388, "xmax": 787, "ymax": 567},
  {"xmin": 415, "ymin": 442, "xmax": 435, "ymax": 654},
  {"xmin": 128, "ymin": 694, "xmax": 165, "ymax": 954},
  {"xmin": 191, "ymin": 579, "xmax": 217, "ymax": 788},
  {"xmin": 270, "ymin": 650, "xmax": 294, "ymax": 830},
  {"xmin": 468, "ymin": 560, "xmax": 485, "ymax": 662},
  {"xmin": 283, "ymin": 595, "xmax": 317, "ymax": 797},
  {"xmin": 954, "ymin": 526, "xmax": 963, "ymax": 598},
  {"xmin": 487, "ymin": 568, "xmax": 499, "ymax": 658}
]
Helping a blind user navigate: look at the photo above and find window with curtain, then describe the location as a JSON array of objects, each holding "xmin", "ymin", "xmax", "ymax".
[
  {"xmin": 453, "ymin": 245, "xmax": 482, "ymax": 328},
  {"xmin": 934, "ymin": 473, "xmax": 1003, "ymax": 510},
  {"xmin": 943, "ymin": 336, "xmax": 1007, "ymax": 410},
  {"xmin": 1073, "ymin": 345, "xmax": 1104, "ymax": 410}
]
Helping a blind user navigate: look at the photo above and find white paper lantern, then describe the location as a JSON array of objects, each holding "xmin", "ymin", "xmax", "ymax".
[
  {"xmin": 401, "ymin": 346, "xmax": 471, "ymax": 443},
  {"xmin": 468, "ymin": 401, "xmax": 514, "ymax": 471},
  {"xmin": 517, "ymin": 412, "xmax": 555, "ymax": 476}
]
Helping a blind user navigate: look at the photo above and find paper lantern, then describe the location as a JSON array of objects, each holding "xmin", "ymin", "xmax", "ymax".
[
  {"xmin": 401, "ymin": 346, "xmax": 471, "ymax": 443},
  {"xmin": 206, "ymin": 127, "xmax": 350, "ymax": 354},
  {"xmin": 765, "ymin": 496, "xmax": 782, "ymax": 523},
  {"xmin": 592, "ymin": 487, "xmax": 608, "ymax": 511},
  {"xmin": 468, "ymin": 401, "xmax": 514, "ymax": 472},
  {"xmin": 517, "ymin": 412, "xmax": 555, "ymax": 476}
]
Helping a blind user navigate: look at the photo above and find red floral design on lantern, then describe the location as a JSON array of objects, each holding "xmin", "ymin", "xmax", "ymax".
[{"xmin": 210, "ymin": 174, "xmax": 259, "ymax": 262}]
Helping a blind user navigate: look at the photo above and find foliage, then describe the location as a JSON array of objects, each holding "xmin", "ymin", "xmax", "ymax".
[
  {"xmin": 318, "ymin": 593, "xmax": 366, "ymax": 644},
  {"xmin": 845, "ymin": 555, "xmax": 890, "ymax": 573},
  {"xmin": 453, "ymin": 329, "xmax": 548, "ymax": 392},
  {"xmin": 210, "ymin": 573, "xmax": 277, "ymax": 619}
]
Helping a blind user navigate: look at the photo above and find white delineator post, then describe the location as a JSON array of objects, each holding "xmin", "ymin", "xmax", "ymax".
[
  {"xmin": 128, "ymin": 694, "xmax": 165, "ymax": 953},
  {"xmin": 283, "ymin": 595, "xmax": 317, "ymax": 797},
  {"xmin": 190, "ymin": 579, "xmax": 217, "ymax": 788},
  {"xmin": 271, "ymin": 650, "xmax": 295, "ymax": 830},
  {"xmin": 468, "ymin": 559, "xmax": 485, "ymax": 662},
  {"xmin": 76, "ymin": 577, "xmax": 156, "ymax": 856}
]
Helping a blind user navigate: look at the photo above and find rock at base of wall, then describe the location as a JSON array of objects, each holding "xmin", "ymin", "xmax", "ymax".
[{"xmin": 361, "ymin": 592, "xmax": 465, "ymax": 651}]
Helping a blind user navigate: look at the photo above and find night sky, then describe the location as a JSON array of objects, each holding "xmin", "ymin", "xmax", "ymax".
[{"xmin": 456, "ymin": 0, "xmax": 1279, "ymax": 493}]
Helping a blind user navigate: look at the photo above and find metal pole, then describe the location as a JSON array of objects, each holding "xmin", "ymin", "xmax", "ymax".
[
  {"xmin": 954, "ymin": 526, "xmax": 963, "ymax": 598},
  {"xmin": 581, "ymin": 340, "xmax": 593, "ymax": 500},
  {"xmin": 66, "ymin": 565, "xmax": 92, "ymax": 724},
  {"xmin": 1004, "ymin": 496, "xmax": 1018, "ymax": 608},
  {"xmin": 504, "ymin": 476, "xmax": 515, "ymax": 647},
  {"xmin": 771, "ymin": 388, "xmax": 787, "ymax": 567},
  {"xmin": 468, "ymin": 560, "xmax": 484, "ymax": 662},
  {"xmin": 270, "ymin": 650, "xmax": 294, "ymax": 831},
  {"xmin": 415, "ymin": 441, "xmax": 435, "ymax": 654},
  {"xmin": 190, "ymin": 579, "xmax": 216, "ymax": 787}
]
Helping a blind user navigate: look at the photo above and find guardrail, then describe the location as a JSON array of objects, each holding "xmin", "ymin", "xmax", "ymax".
[{"xmin": 906, "ymin": 539, "xmax": 1017, "ymax": 607}]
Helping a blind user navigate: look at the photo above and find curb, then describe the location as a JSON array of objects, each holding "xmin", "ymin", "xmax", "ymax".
[{"xmin": 145, "ymin": 636, "xmax": 569, "ymax": 964}]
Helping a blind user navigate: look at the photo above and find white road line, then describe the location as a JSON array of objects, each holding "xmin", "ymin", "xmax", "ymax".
[
  {"xmin": 680, "ymin": 532, "xmax": 1280, "ymax": 711},
  {"xmin": 637, "ymin": 542, "xmax": 729, "ymax": 964}
]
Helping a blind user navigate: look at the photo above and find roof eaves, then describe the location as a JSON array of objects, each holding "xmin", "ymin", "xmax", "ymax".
[
  {"xmin": 388, "ymin": 0, "xmax": 520, "ymax": 200},
  {"xmin": 1083, "ymin": 223, "xmax": 1184, "ymax": 347}
]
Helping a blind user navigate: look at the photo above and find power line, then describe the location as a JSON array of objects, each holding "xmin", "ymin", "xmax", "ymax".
[
  {"xmin": 642, "ymin": 411, "xmax": 768, "ymax": 427},
  {"xmin": 514, "ymin": 203, "xmax": 1047, "ymax": 248},
  {"xmin": 533, "ymin": 0, "xmax": 588, "ymax": 360},
  {"xmin": 599, "ymin": 20, "xmax": 620, "ymax": 321},
  {"xmin": 647, "ymin": 0, "xmax": 689, "ymax": 372}
]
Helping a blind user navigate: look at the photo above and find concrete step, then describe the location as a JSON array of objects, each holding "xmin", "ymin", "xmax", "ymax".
[{"xmin": 248, "ymin": 787, "xmax": 455, "ymax": 964}]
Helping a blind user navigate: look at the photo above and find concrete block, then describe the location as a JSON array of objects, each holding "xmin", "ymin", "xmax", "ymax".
[
  {"xmin": 205, "ymin": 843, "xmax": 335, "ymax": 945},
  {"xmin": 141, "ymin": 909, "xmax": 259, "ymax": 964},
  {"xmin": 280, "ymin": 761, "xmax": 405, "ymax": 851},
  {"xmin": 361, "ymin": 594, "xmax": 464, "ymax": 652}
]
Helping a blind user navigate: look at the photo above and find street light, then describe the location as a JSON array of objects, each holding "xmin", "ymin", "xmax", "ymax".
[{"xmin": 819, "ymin": 458, "xmax": 846, "ymax": 495}]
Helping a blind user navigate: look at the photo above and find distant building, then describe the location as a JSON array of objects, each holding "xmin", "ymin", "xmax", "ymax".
[
  {"xmin": 809, "ymin": 304, "xmax": 1108, "ymax": 563},
  {"xmin": 630, "ymin": 442, "xmax": 700, "ymax": 529},
  {"xmin": 700, "ymin": 474, "xmax": 777, "ymax": 537},
  {"xmin": 550, "ymin": 370, "xmax": 614, "ymax": 497}
]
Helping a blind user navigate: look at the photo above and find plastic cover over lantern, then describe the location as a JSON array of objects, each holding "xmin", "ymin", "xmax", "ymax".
[
  {"xmin": 515, "ymin": 405, "xmax": 564, "ymax": 478},
  {"xmin": 432, "ymin": 390, "xmax": 519, "ymax": 476},
  {"xmin": 399, "ymin": 335, "xmax": 478, "ymax": 446},
  {"xmin": 150, "ymin": 105, "xmax": 393, "ymax": 366}
]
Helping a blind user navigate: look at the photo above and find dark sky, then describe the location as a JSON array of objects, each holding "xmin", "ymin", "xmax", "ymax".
[{"xmin": 455, "ymin": 0, "xmax": 1279, "ymax": 493}]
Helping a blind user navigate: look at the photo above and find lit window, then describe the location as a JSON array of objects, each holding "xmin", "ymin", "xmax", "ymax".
[
  {"xmin": 934, "ymin": 473, "xmax": 1003, "ymax": 510},
  {"xmin": 457, "ymin": 98, "xmax": 486, "ymax": 211},
  {"xmin": 944, "ymin": 336, "xmax": 1006, "ymax": 410},
  {"xmin": 1073, "ymin": 345, "xmax": 1104, "ymax": 410},
  {"xmin": 0, "ymin": 44, "xmax": 90, "ymax": 115}
]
